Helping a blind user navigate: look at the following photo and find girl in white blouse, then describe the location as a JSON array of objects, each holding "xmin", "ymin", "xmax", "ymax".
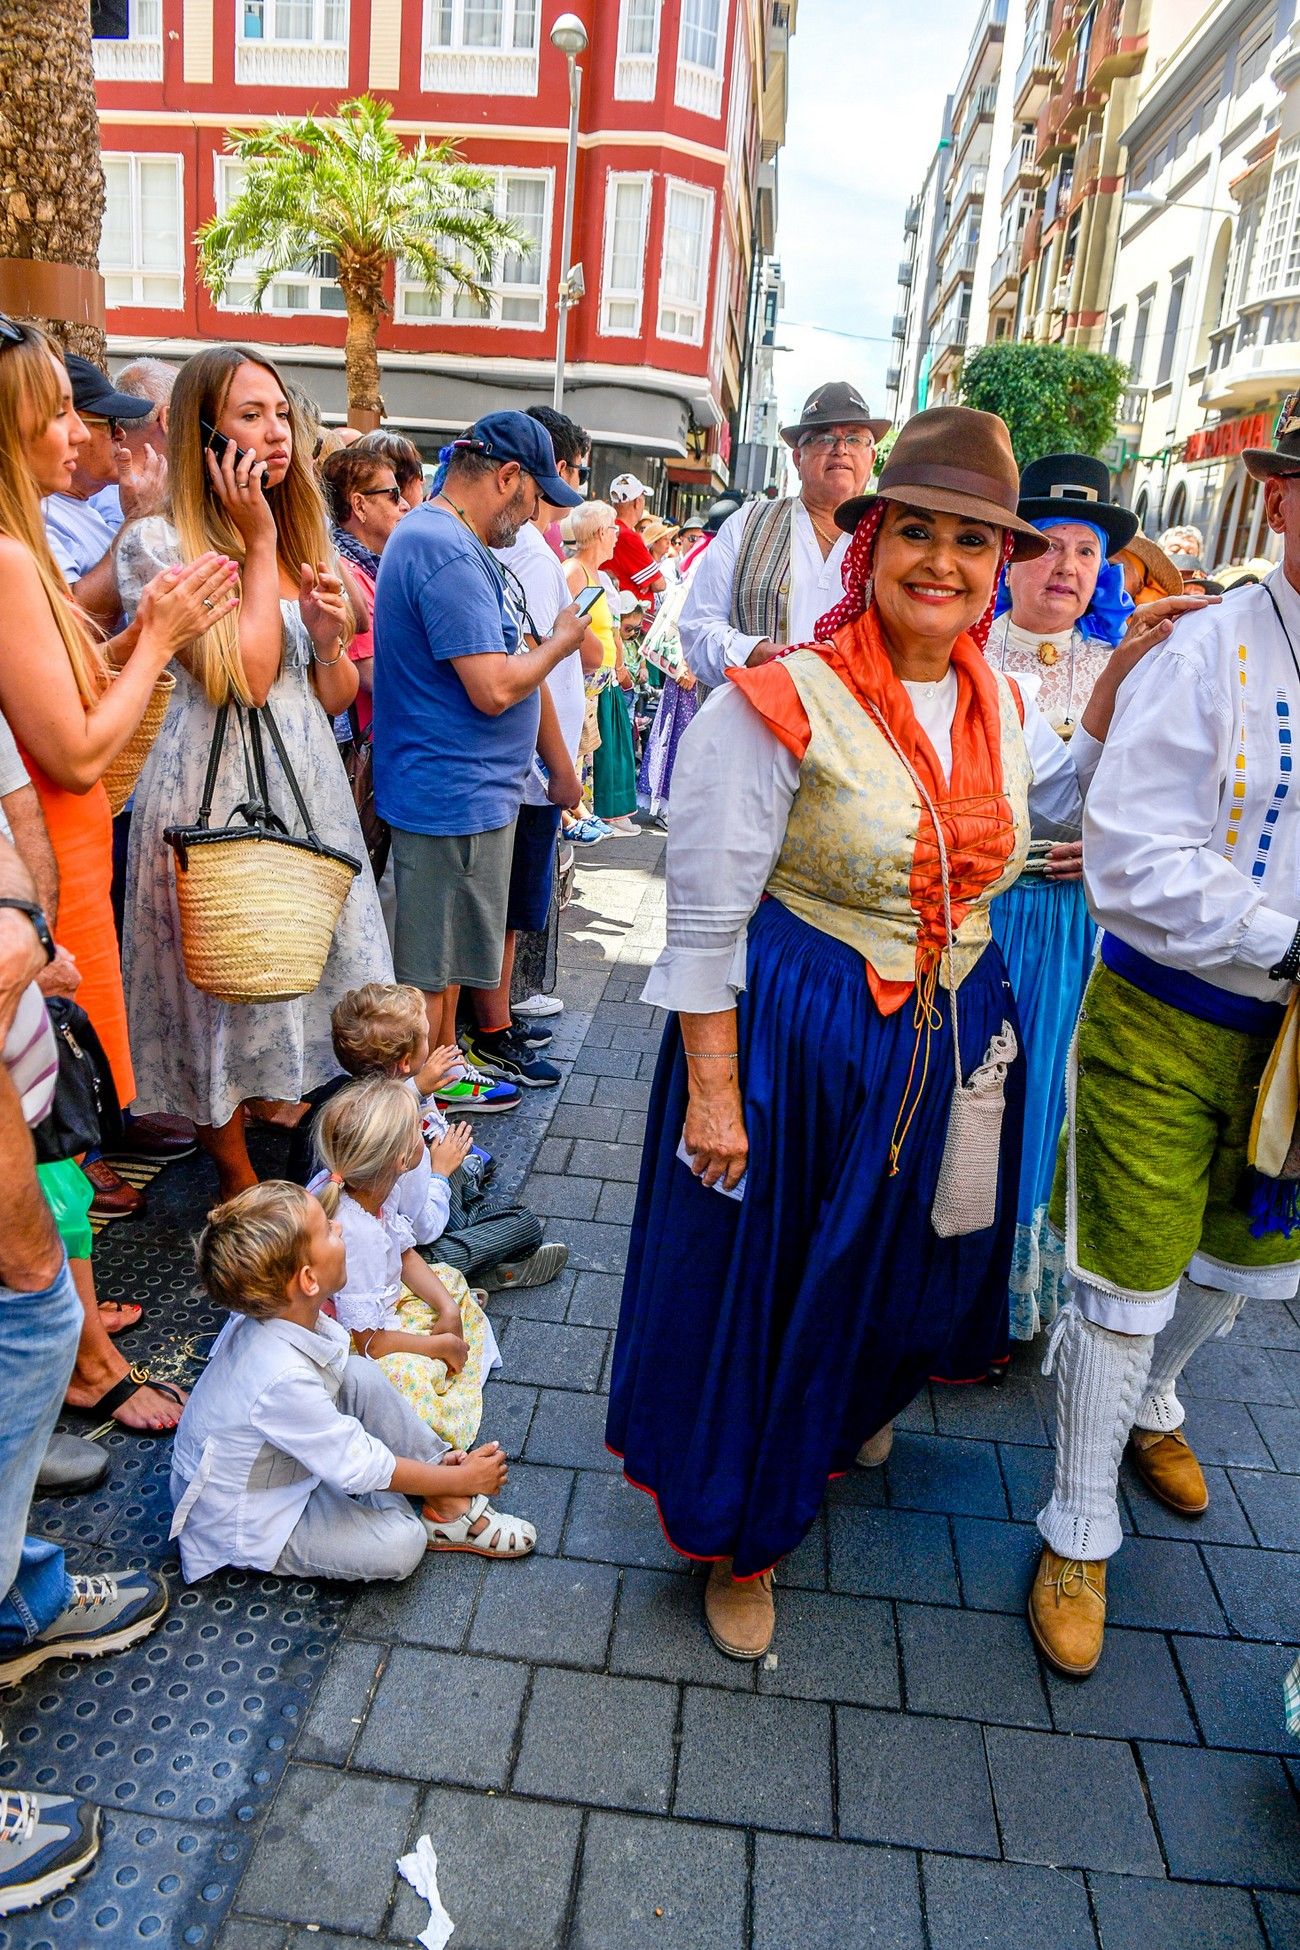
[{"xmin": 309, "ymin": 1077, "xmax": 500, "ymax": 1454}]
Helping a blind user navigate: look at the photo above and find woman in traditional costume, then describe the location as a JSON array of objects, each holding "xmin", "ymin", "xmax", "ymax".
[
  {"xmin": 607, "ymin": 410, "xmax": 1156, "ymax": 1661},
  {"xmin": 984, "ymin": 455, "xmax": 1138, "ymax": 1341}
]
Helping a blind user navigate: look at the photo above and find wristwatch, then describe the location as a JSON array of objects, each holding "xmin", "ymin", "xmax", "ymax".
[
  {"xmin": 1269, "ymin": 921, "xmax": 1300, "ymax": 984},
  {"xmin": 0, "ymin": 897, "xmax": 56, "ymax": 965}
]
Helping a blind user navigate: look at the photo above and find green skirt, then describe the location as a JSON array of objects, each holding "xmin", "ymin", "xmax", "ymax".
[{"xmin": 593, "ymin": 683, "xmax": 637, "ymax": 819}]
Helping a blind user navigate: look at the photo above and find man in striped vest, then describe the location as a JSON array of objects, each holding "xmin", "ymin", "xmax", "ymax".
[{"xmin": 678, "ymin": 382, "xmax": 889, "ymax": 688}]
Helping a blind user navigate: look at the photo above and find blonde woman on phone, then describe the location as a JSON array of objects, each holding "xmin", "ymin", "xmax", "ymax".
[{"xmin": 115, "ymin": 345, "xmax": 392, "ymax": 1200}]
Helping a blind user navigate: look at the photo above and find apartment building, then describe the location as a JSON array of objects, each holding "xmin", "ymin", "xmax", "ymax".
[
  {"xmin": 889, "ymin": 100, "xmax": 952, "ymax": 420},
  {"xmin": 1112, "ymin": 0, "xmax": 1299, "ymax": 564},
  {"xmin": 90, "ymin": 0, "xmax": 794, "ymax": 501}
]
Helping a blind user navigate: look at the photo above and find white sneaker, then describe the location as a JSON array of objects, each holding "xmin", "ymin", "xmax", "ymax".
[
  {"xmin": 605, "ymin": 815, "xmax": 641, "ymax": 836},
  {"xmin": 513, "ymin": 993, "xmax": 564, "ymax": 1019}
]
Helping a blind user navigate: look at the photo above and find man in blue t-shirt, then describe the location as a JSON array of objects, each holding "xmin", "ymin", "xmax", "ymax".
[{"xmin": 373, "ymin": 411, "xmax": 585, "ymax": 1061}]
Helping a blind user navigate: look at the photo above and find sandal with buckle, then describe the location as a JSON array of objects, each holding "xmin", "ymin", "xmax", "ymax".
[
  {"xmin": 64, "ymin": 1367, "xmax": 187, "ymax": 1434},
  {"xmin": 421, "ymin": 1493, "xmax": 535, "ymax": 1558}
]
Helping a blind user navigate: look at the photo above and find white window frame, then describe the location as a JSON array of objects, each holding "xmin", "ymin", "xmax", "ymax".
[
  {"xmin": 599, "ymin": 172, "xmax": 652, "ymax": 337},
  {"xmin": 614, "ymin": 0, "xmax": 661, "ymax": 100},
  {"xmin": 709, "ymin": 235, "xmax": 732, "ymax": 378},
  {"xmin": 422, "ymin": 0, "xmax": 540, "ymax": 93},
  {"xmin": 236, "ymin": 1, "xmax": 349, "ymax": 85},
  {"xmin": 101, "ymin": 152, "xmax": 184, "ymax": 310},
  {"xmin": 396, "ymin": 167, "xmax": 553, "ymax": 329},
  {"xmin": 1255, "ymin": 139, "xmax": 1300, "ymax": 300},
  {"xmin": 213, "ymin": 156, "xmax": 348, "ymax": 316},
  {"xmin": 92, "ymin": 0, "xmax": 162, "ymax": 80},
  {"xmin": 657, "ymin": 178, "xmax": 714, "ymax": 344},
  {"xmin": 675, "ymin": 0, "xmax": 727, "ymax": 118}
]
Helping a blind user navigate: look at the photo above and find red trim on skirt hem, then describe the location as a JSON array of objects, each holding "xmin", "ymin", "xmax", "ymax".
[{"xmin": 606, "ymin": 1444, "xmax": 850, "ymax": 1583}]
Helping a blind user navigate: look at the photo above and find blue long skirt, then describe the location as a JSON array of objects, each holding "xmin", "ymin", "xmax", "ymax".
[
  {"xmin": 606, "ymin": 898, "xmax": 1023, "ymax": 1578},
  {"xmin": 989, "ymin": 875, "xmax": 1096, "ymax": 1341}
]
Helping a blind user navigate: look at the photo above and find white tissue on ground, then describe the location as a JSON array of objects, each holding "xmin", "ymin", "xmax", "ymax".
[{"xmin": 396, "ymin": 1835, "xmax": 454, "ymax": 1950}]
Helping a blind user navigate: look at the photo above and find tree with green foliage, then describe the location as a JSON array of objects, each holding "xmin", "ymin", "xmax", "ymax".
[
  {"xmin": 198, "ymin": 96, "xmax": 528, "ymax": 428},
  {"xmin": 957, "ymin": 341, "xmax": 1128, "ymax": 467}
]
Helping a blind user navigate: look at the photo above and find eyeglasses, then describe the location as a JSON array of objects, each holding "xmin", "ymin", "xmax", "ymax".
[
  {"xmin": 358, "ymin": 485, "xmax": 404, "ymax": 505},
  {"xmin": 800, "ymin": 432, "xmax": 874, "ymax": 453},
  {"xmin": 84, "ymin": 413, "xmax": 125, "ymax": 440}
]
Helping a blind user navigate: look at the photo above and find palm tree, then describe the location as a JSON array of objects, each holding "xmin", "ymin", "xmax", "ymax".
[
  {"xmin": 0, "ymin": 0, "xmax": 107, "ymax": 362},
  {"xmin": 198, "ymin": 96, "xmax": 530, "ymax": 429}
]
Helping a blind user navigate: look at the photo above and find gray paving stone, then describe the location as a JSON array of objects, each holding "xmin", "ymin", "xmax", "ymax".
[
  {"xmin": 1183, "ymin": 1339, "xmax": 1295, "ymax": 1407},
  {"xmin": 1123, "ymin": 1464, "xmax": 1255, "ymax": 1546},
  {"xmin": 1045, "ymin": 1626, "xmax": 1197, "ymax": 1743},
  {"xmin": 546, "ymin": 1103, "xmax": 625, "ymax": 1141},
  {"xmin": 526, "ymin": 1389, "xmax": 621, "ymax": 1470},
  {"xmin": 885, "ymin": 1432, "xmax": 1008, "ymax": 1518},
  {"xmin": 499, "ymin": 1317, "xmax": 607, "ymax": 1392},
  {"xmin": 352, "ymin": 1646, "xmax": 527, "ymax": 1788},
  {"xmin": 562, "ymin": 1467, "xmax": 684, "ymax": 1567},
  {"xmin": 1259, "ymin": 1892, "xmax": 1300, "ymax": 1948},
  {"xmin": 348, "ymin": 1550, "xmax": 484, "ymax": 1649},
  {"xmin": 1108, "ymin": 1535, "xmax": 1229, "ymax": 1634},
  {"xmin": 215, "ymin": 1924, "xmax": 285, "ymax": 1950},
  {"xmin": 1140, "ymin": 1742, "xmax": 1300, "ymax": 1888},
  {"xmin": 827, "ymin": 1503, "xmax": 960, "ymax": 1604},
  {"xmin": 495, "ymin": 1271, "xmax": 573, "ymax": 1323},
  {"xmin": 567, "ymin": 1138, "xmax": 645, "ymax": 1181},
  {"xmin": 570, "ymin": 1811, "xmax": 747, "ymax": 1950},
  {"xmin": 997, "ymin": 1439, "xmax": 1055, "ymax": 1522},
  {"xmin": 756, "ymin": 1588, "xmax": 899, "ymax": 1706},
  {"xmin": 778, "ymin": 1510, "xmax": 828, "ymax": 1589},
  {"xmin": 554, "ymin": 1217, "xmax": 634, "ymax": 1272},
  {"xmin": 1172, "ymin": 1397, "xmax": 1277, "ymax": 1468},
  {"xmin": 591, "ymin": 1077, "xmax": 650, "ymax": 1110},
  {"xmin": 238, "ymin": 1763, "xmax": 417, "ymax": 1933},
  {"xmin": 1088, "ymin": 1872, "xmax": 1267, "ymax": 1949},
  {"xmin": 560, "ymin": 1072, "xmax": 597, "ymax": 1105},
  {"xmin": 952, "ymin": 1516, "xmax": 1042, "ymax": 1613},
  {"xmin": 619, "ymin": 1111, "xmax": 648, "ymax": 1147},
  {"xmin": 385, "ymin": 1785, "xmax": 582, "ymax": 1950},
  {"xmin": 986, "ymin": 1727, "xmax": 1164, "ymax": 1875},
  {"xmin": 595, "ymin": 1178, "xmax": 638, "ymax": 1222},
  {"xmin": 1173, "ymin": 1635, "xmax": 1300, "ymax": 1754},
  {"xmin": 609, "ymin": 1567, "xmax": 754, "ymax": 1689},
  {"xmin": 837, "ymin": 1706, "xmax": 1000, "ymax": 1856},
  {"xmin": 513, "ymin": 1667, "xmax": 677, "ymax": 1812},
  {"xmin": 931, "ymin": 1377, "xmax": 1049, "ymax": 1446},
  {"xmin": 923, "ymin": 1855, "xmax": 1096, "ymax": 1950},
  {"xmin": 752, "ymin": 1834, "xmax": 925, "ymax": 1950},
  {"xmin": 1203, "ymin": 1544, "xmax": 1300, "ymax": 1640},
  {"xmin": 297, "ymin": 1636, "xmax": 383, "ymax": 1765},
  {"xmin": 1229, "ymin": 1468, "xmax": 1300, "ymax": 1549},
  {"xmin": 469, "ymin": 1552, "xmax": 618, "ymax": 1667},
  {"xmin": 495, "ymin": 1460, "xmax": 573, "ymax": 1556},
  {"xmin": 1250, "ymin": 1402, "xmax": 1300, "ymax": 1472},
  {"xmin": 567, "ymin": 1269, "xmax": 625, "ymax": 1329},
  {"xmin": 674, "ymin": 1688, "xmax": 833, "ymax": 1834},
  {"xmin": 481, "ymin": 1380, "xmax": 538, "ymax": 1454},
  {"xmin": 572, "ymin": 1044, "xmax": 643, "ymax": 1077},
  {"xmin": 1235, "ymin": 1298, "xmax": 1300, "ymax": 1349},
  {"xmin": 532, "ymin": 1135, "xmax": 573, "ymax": 1174},
  {"xmin": 525, "ymin": 1171, "xmax": 603, "ymax": 1220},
  {"xmin": 898, "ymin": 1601, "xmax": 1051, "ymax": 1728}
]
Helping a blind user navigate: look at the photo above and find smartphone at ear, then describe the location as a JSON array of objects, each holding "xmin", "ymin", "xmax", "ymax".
[{"xmin": 200, "ymin": 417, "xmax": 254, "ymax": 471}]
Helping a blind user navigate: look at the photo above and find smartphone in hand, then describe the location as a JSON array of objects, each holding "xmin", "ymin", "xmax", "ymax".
[{"xmin": 200, "ymin": 416, "xmax": 255, "ymax": 471}]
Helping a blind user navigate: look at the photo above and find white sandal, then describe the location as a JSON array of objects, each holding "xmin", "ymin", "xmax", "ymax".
[{"xmin": 422, "ymin": 1493, "xmax": 536, "ymax": 1558}]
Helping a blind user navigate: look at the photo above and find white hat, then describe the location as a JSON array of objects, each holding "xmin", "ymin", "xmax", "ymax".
[{"xmin": 610, "ymin": 472, "xmax": 648, "ymax": 504}]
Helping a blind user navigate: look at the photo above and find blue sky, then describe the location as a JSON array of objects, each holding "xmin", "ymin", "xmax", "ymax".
[{"xmin": 772, "ymin": 0, "xmax": 983, "ymax": 426}]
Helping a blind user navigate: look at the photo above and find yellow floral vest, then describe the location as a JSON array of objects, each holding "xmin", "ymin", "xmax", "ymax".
[{"xmin": 764, "ymin": 651, "xmax": 1032, "ymax": 990}]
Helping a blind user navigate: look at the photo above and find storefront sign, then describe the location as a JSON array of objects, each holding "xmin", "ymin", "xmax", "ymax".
[{"xmin": 1183, "ymin": 410, "xmax": 1273, "ymax": 465}]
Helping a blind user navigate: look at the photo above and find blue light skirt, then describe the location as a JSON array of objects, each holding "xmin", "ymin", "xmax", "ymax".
[
  {"xmin": 606, "ymin": 898, "xmax": 1023, "ymax": 1578},
  {"xmin": 989, "ymin": 874, "xmax": 1096, "ymax": 1341}
]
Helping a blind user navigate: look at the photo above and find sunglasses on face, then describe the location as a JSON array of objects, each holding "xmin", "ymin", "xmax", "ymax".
[
  {"xmin": 359, "ymin": 485, "xmax": 404, "ymax": 505},
  {"xmin": 576, "ymin": 463, "xmax": 590, "ymax": 484}
]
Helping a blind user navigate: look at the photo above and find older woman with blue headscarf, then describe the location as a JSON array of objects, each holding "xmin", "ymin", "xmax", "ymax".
[{"xmin": 985, "ymin": 454, "xmax": 1139, "ymax": 1341}]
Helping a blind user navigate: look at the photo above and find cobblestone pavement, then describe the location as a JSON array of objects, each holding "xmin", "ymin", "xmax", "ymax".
[{"xmin": 4, "ymin": 832, "xmax": 1300, "ymax": 1949}]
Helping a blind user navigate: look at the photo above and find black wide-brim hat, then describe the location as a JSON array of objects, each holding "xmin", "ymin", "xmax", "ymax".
[
  {"xmin": 1014, "ymin": 452, "xmax": 1137, "ymax": 553},
  {"xmin": 780, "ymin": 379, "xmax": 891, "ymax": 447},
  {"xmin": 834, "ymin": 405, "xmax": 1050, "ymax": 559}
]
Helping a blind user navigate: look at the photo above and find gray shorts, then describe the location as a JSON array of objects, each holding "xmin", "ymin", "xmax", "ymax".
[{"xmin": 391, "ymin": 818, "xmax": 517, "ymax": 992}]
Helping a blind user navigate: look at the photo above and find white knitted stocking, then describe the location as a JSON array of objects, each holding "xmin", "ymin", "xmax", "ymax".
[
  {"xmin": 1037, "ymin": 1306, "xmax": 1153, "ymax": 1561},
  {"xmin": 1133, "ymin": 1278, "xmax": 1246, "ymax": 1434}
]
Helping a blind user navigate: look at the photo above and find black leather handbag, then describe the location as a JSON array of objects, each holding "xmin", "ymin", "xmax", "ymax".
[{"xmin": 32, "ymin": 996, "xmax": 123, "ymax": 1164}]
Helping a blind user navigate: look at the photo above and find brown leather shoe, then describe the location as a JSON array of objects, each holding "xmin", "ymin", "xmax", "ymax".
[
  {"xmin": 1127, "ymin": 1426, "xmax": 1209, "ymax": 1516},
  {"xmin": 1028, "ymin": 1547, "xmax": 1106, "ymax": 1677},
  {"xmin": 856, "ymin": 1422, "xmax": 894, "ymax": 1468},
  {"xmin": 115, "ymin": 1113, "xmax": 197, "ymax": 1161},
  {"xmin": 704, "ymin": 1559, "xmax": 775, "ymax": 1660},
  {"xmin": 82, "ymin": 1158, "xmax": 145, "ymax": 1220}
]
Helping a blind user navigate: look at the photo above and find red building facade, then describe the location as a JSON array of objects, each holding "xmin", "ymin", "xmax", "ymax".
[{"xmin": 93, "ymin": 0, "xmax": 792, "ymax": 500}]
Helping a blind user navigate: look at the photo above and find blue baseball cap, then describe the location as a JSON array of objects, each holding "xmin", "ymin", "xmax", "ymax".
[{"xmin": 454, "ymin": 410, "xmax": 583, "ymax": 507}]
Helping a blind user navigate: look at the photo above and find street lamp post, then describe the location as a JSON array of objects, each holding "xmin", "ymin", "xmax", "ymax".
[{"xmin": 550, "ymin": 12, "xmax": 588, "ymax": 412}]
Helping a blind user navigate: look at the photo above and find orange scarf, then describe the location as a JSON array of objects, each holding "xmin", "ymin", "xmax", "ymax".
[{"xmin": 730, "ymin": 606, "xmax": 1020, "ymax": 1013}]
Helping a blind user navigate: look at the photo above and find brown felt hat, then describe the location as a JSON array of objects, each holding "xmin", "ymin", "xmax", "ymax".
[
  {"xmin": 780, "ymin": 380, "xmax": 891, "ymax": 447},
  {"xmin": 834, "ymin": 406, "xmax": 1050, "ymax": 559},
  {"xmin": 1243, "ymin": 391, "xmax": 1300, "ymax": 480}
]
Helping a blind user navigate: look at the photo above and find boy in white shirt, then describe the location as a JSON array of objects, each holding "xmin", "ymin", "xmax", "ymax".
[{"xmin": 170, "ymin": 1182, "xmax": 535, "ymax": 1584}]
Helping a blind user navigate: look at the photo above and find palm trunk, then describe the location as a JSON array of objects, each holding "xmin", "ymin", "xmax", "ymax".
[
  {"xmin": 342, "ymin": 291, "xmax": 384, "ymax": 431},
  {"xmin": 0, "ymin": 0, "xmax": 107, "ymax": 363}
]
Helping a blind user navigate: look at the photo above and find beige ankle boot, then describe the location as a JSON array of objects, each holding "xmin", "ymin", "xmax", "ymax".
[{"xmin": 704, "ymin": 1558, "xmax": 775, "ymax": 1660}]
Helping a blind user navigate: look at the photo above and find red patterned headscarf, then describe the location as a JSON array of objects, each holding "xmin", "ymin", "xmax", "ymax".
[{"xmin": 811, "ymin": 501, "xmax": 1013, "ymax": 649}]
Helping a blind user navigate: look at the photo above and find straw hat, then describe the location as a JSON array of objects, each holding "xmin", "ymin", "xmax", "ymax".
[
  {"xmin": 1116, "ymin": 532, "xmax": 1183, "ymax": 596},
  {"xmin": 834, "ymin": 406, "xmax": 1049, "ymax": 559},
  {"xmin": 638, "ymin": 516, "xmax": 677, "ymax": 547}
]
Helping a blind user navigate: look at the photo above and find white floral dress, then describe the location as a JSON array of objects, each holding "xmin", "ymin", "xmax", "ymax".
[{"xmin": 116, "ymin": 516, "xmax": 393, "ymax": 1127}]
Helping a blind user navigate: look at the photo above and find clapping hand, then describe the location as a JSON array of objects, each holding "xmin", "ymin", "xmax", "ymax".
[
  {"xmin": 116, "ymin": 440, "xmax": 167, "ymax": 521},
  {"xmin": 429, "ymin": 1121, "xmax": 474, "ymax": 1178},
  {"xmin": 136, "ymin": 554, "xmax": 240, "ymax": 663},
  {"xmin": 298, "ymin": 561, "xmax": 350, "ymax": 656},
  {"xmin": 417, "ymin": 1042, "xmax": 463, "ymax": 1096}
]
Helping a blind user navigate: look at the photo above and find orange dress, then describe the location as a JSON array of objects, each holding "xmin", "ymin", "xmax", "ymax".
[{"xmin": 21, "ymin": 751, "xmax": 135, "ymax": 1107}]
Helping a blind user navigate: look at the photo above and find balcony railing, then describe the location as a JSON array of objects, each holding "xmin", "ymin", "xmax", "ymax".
[
  {"xmin": 951, "ymin": 0, "xmax": 1009, "ymax": 126},
  {"xmin": 236, "ymin": 40, "xmax": 348, "ymax": 86},
  {"xmin": 1116, "ymin": 385, "xmax": 1147, "ymax": 429},
  {"xmin": 615, "ymin": 53, "xmax": 657, "ymax": 100},
  {"xmin": 904, "ymin": 196, "xmax": 921, "ymax": 236},
  {"xmin": 675, "ymin": 60, "xmax": 724, "ymax": 117},
  {"xmin": 990, "ymin": 236, "xmax": 1022, "ymax": 295},
  {"xmin": 1052, "ymin": 271, "xmax": 1074, "ymax": 311},
  {"xmin": 1014, "ymin": 24, "xmax": 1053, "ymax": 112},
  {"xmin": 422, "ymin": 43, "xmax": 540, "ymax": 94},
  {"xmin": 886, "ymin": 364, "xmax": 902, "ymax": 393},
  {"xmin": 897, "ymin": 260, "xmax": 913, "ymax": 287},
  {"xmin": 951, "ymin": 163, "xmax": 988, "ymax": 219},
  {"xmin": 93, "ymin": 33, "xmax": 163, "ymax": 80},
  {"xmin": 954, "ymin": 84, "xmax": 998, "ymax": 161},
  {"xmin": 1048, "ymin": 0, "xmax": 1077, "ymax": 58},
  {"xmin": 937, "ymin": 316, "xmax": 970, "ymax": 353},
  {"xmin": 1002, "ymin": 132, "xmax": 1037, "ymax": 201},
  {"xmin": 1020, "ymin": 205, "xmax": 1044, "ymax": 270},
  {"xmin": 1087, "ymin": 0, "xmax": 1144, "ymax": 85},
  {"xmin": 891, "ymin": 312, "xmax": 908, "ymax": 338}
]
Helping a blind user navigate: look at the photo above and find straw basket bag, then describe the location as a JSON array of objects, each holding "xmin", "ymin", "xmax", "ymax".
[
  {"xmin": 165, "ymin": 699, "xmax": 360, "ymax": 1005},
  {"xmin": 103, "ymin": 669, "xmax": 176, "ymax": 816}
]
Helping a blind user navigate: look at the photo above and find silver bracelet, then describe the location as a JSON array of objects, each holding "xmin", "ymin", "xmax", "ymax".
[
  {"xmin": 685, "ymin": 1051, "xmax": 739, "ymax": 1060},
  {"xmin": 311, "ymin": 643, "xmax": 344, "ymax": 666}
]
